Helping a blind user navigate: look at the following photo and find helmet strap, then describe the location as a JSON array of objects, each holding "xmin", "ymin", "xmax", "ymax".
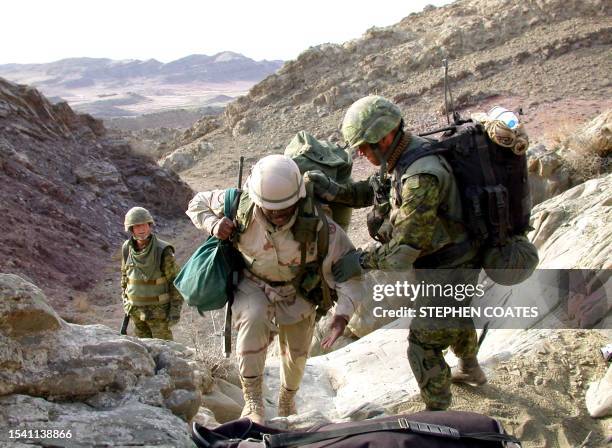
[{"xmin": 372, "ymin": 119, "xmax": 404, "ymax": 175}]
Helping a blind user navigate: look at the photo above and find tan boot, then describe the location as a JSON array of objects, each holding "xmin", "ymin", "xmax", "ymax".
[
  {"xmin": 451, "ymin": 357, "xmax": 487, "ymax": 386},
  {"xmin": 239, "ymin": 376, "xmax": 265, "ymax": 424},
  {"xmin": 277, "ymin": 386, "xmax": 298, "ymax": 417}
]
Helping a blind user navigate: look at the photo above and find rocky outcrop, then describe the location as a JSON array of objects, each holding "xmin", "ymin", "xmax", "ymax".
[
  {"xmin": 527, "ymin": 144, "xmax": 574, "ymax": 206},
  {"xmin": 166, "ymin": 0, "xmax": 611, "ymax": 177},
  {"xmin": 529, "ymin": 173, "xmax": 611, "ymax": 269},
  {"xmin": 0, "ymin": 273, "xmax": 202, "ymax": 446},
  {"xmin": 528, "ymin": 110, "xmax": 612, "ymax": 205},
  {"xmin": 160, "ymin": 140, "xmax": 214, "ymax": 173},
  {"xmin": 0, "ymin": 395, "xmax": 194, "ymax": 447},
  {"xmin": 0, "ymin": 78, "xmax": 193, "ymax": 306}
]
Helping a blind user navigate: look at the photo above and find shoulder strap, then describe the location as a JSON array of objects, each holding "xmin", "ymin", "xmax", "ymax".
[
  {"xmin": 314, "ymin": 202, "xmax": 333, "ymax": 311},
  {"xmin": 315, "ymin": 203, "xmax": 329, "ymax": 262},
  {"xmin": 223, "ymin": 187, "xmax": 241, "ymax": 220},
  {"xmin": 265, "ymin": 417, "xmax": 521, "ymax": 447},
  {"xmin": 122, "ymin": 240, "xmax": 130, "ymax": 264},
  {"xmin": 394, "ymin": 143, "xmax": 448, "ymax": 181}
]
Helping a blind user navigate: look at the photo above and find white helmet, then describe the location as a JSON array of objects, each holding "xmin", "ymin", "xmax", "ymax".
[{"xmin": 247, "ymin": 155, "xmax": 306, "ymax": 210}]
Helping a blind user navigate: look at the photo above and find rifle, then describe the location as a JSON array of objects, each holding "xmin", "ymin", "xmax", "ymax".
[
  {"xmin": 223, "ymin": 155, "xmax": 244, "ymax": 358},
  {"xmin": 120, "ymin": 314, "xmax": 130, "ymax": 335}
]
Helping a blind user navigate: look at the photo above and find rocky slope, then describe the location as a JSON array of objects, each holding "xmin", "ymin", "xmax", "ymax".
[
  {"xmin": 162, "ymin": 0, "xmax": 611, "ymax": 192},
  {"xmin": 0, "ymin": 53, "xmax": 283, "ymax": 118},
  {"xmin": 0, "ymin": 78, "xmax": 193, "ymax": 318},
  {"xmin": 0, "ymin": 274, "xmax": 201, "ymax": 447}
]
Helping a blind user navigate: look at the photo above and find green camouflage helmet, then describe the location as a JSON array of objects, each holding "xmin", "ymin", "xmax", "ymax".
[
  {"xmin": 124, "ymin": 207, "xmax": 154, "ymax": 232},
  {"xmin": 341, "ymin": 95, "xmax": 402, "ymax": 148}
]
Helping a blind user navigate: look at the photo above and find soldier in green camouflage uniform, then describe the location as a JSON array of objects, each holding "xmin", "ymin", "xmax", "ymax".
[
  {"xmin": 312, "ymin": 95, "xmax": 486, "ymax": 410},
  {"xmin": 121, "ymin": 207, "xmax": 182, "ymax": 340}
]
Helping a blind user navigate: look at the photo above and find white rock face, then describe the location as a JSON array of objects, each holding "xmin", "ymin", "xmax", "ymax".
[
  {"xmin": 527, "ymin": 144, "xmax": 573, "ymax": 206},
  {"xmin": 585, "ymin": 364, "xmax": 612, "ymax": 418},
  {"xmin": 529, "ymin": 173, "xmax": 611, "ymax": 270}
]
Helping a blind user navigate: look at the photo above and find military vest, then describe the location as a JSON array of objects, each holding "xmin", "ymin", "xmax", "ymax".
[
  {"xmin": 234, "ymin": 189, "xmax": 334, "ymax": 317},
  {"xmin": 123, "ymin": 236, "xmax": 173, "ymax": 306},
  {"xmin": 392, "ymin": 135, "xmax": 470, "ymax": 261}
]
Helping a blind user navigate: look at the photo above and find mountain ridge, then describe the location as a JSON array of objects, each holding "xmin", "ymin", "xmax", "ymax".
[{"xmin": 0, "ymin": 52, "xmax": 284, "ymax": 118}]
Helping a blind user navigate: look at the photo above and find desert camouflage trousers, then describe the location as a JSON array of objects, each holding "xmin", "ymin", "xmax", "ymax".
[
  {"xmin": 232, "ymin": 276, "xmax": 316, "ymax": 390},
  {"xmin": 128, "ymin": 304, "xmax": 173, "ymax": 341}
]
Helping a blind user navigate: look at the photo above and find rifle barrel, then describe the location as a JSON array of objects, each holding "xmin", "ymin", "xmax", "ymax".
[{"xmin": 418, "ymin": 126, "xmax": 457, "ymax": 137}]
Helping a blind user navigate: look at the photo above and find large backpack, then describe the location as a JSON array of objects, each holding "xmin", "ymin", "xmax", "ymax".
[
  {"xmin": 285, "ymin": 131, "xmax": 354, "ymax": 231},
  {"xmin": 397, "ymin": 120, "xmax": 538, "ymax": 282},
  {"xmin": 191, "ymin": 410, "xmax": 521, "ymax": 447},
  {"xmin": 400, "ymin": 120, "xmax": 531, "ymax": 248}
]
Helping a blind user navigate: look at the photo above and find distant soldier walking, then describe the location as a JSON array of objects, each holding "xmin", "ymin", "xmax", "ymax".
[{"xmin": 121, "ymin": 207, "xmax": 182, "ymax": 340}]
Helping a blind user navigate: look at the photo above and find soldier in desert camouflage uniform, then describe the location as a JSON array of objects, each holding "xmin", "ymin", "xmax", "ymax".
[
  {"xmin": 310, "ymin": 96, "xmax": 486, "ymax": 411},
  {"xmin": 121, "ymin": 207, "xmax": 182, "ymax": 340},
  {"xmin": 186, "ymin": 155, "xmax": 362, "ymax": 424}
]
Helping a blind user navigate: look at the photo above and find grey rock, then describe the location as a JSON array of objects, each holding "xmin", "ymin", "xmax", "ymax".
[
  {"xmin": 232, "ymin": 118, "xmax": 257, "ymax": 137},
  {"xmin": 164, "ymin": 388, "xmax": 202, "ymax": 421},
  {"xmin": 201, "ymin": 386, "xmax": 243, "ymax": 423},
  {"xmin": 215, "ymin": 377, "xmax": 245, "ymax": 407},
  {"xmin": 192, "ymin": 406, "xmax": 220, "ymax": 428},
  {"xmin": 0, "ymin": 274, "xmax": 63, "ymax": 337},
  {"xmin": 0, "ymin": 394, "xmax": 193, "ymax": 448}
]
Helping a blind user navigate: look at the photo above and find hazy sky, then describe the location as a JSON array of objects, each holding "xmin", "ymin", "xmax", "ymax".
[{"xmin": 1, "ymin": 0, "xmax": 453, "ymax": 64}]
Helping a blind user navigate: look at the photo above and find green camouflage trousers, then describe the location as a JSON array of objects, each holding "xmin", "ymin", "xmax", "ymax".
[
  {"xmin": 407, "ymin": 265, "xmax": 480, "ymax": 410},
  {"xmin": 128, "ymin": 303, "xmax": 173, "ymax": 340},
  {"xmin": 407, "ymin": 327, "xmax": 478, "ymax": 410}
]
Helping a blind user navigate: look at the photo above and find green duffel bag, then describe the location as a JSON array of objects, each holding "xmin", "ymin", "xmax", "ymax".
[
  {"xmin": 284, "ymin": 130, "xmax": 353, "ymax": 230},
  {"xmin": 482, "ymin": 235, "xmax": 539, "ymax": 286},
  {"xmin": 174, "ymin": 188, "xmax": 242, "ymax": 313}
]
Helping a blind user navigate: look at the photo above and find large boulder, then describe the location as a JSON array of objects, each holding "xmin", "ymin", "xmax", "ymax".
[
  {"xmin": 0, "ymin": 395, "xmax": 193, "ymax": 447},
  {"xmin": 0, "ymin": 273, "xmax": 205, "ymax": 446},
  {"xmin": 527, "ymin": 144, "xmax": 573, "ymax": 206},
  {"xmin": 529, "ymin": 173, "xmax": 611, "ymax": 269},
  {"xmin": 159, "ymin": 140, "xmax": 213, "ymax": 172}
]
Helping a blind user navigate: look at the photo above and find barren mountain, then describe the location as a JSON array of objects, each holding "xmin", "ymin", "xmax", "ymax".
[
  {"xmin": 164, "ymin": 0, "xmax": 611, "ymax": 191},
  {"xmin": 0, "ymin": 52, "xmax": 283, "ymax": 118},
  {"xmin": 0, "ymin": 78, "xmax": 193, "ymax": 318}
]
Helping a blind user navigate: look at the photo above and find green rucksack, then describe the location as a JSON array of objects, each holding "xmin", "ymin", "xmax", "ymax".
[
  {"xmin": 284, "ymin": 131, "xmax": 353, "ymax": 230},
  {"xmin": 173, "ymin": 188, "xmax": 242, "ymax": 313}
]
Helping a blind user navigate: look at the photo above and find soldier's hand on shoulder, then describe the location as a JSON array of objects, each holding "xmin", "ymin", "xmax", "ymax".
[
  {"xmin": 305, "ymin": 170, "xmax": 334, "ymax": 200},
  {"xmin": 332, "ymin": 250, "xmax": 364, "ymax": 283},
  {"xmin": 213, "ymin": 217, "xmax": 236, "ymax": 240}
]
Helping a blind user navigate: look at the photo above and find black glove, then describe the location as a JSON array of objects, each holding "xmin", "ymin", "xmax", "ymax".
[
  {"xmin": 332, "ymin": 250, "xmax": 364, "ymax": 283},
  {"xmin": 305, "ymin": 170, "xmax": 338, "ymax": 202}
]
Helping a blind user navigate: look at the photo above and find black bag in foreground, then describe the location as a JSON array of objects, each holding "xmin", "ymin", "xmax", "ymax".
[{"xmin": 191, "ymin": 411, "xmax": 521, "ymax": 447}]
